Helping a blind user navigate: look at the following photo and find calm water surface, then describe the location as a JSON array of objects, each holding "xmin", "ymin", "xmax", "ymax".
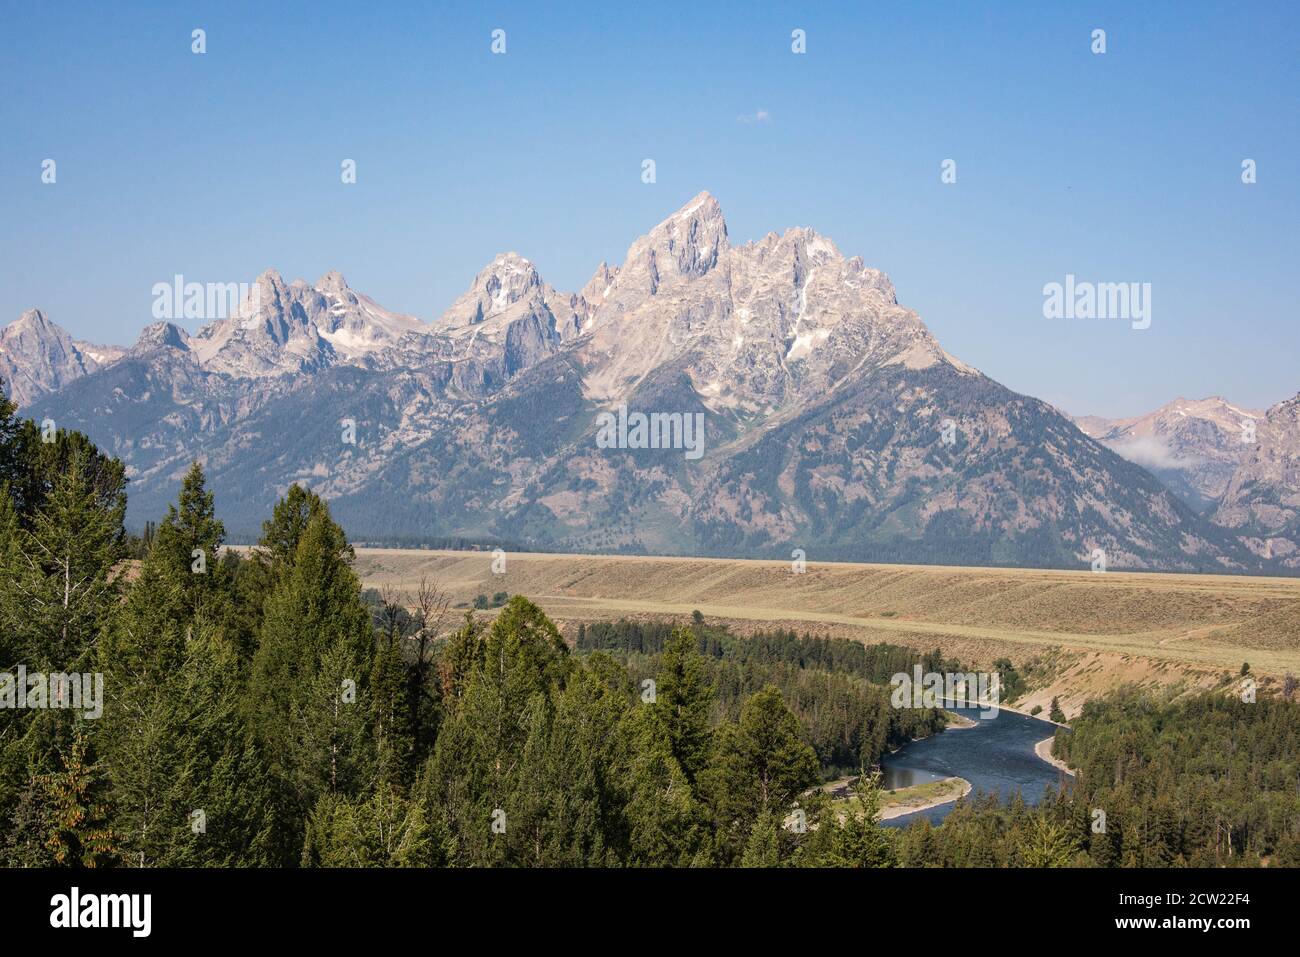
[{"xmin": 881, "ymin": 703, "xmax": 1071, "ymax": 827}]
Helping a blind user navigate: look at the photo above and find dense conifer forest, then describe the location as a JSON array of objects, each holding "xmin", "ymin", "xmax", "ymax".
[{"xmin": 1, "ymin": 383, "xmax": 1297, "ymax": 868}]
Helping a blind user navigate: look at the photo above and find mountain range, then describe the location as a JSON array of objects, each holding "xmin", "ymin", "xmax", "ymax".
[
  {"xmin": 3, "ymin": 192, "xmax": 1295, "ymax": 572},
  {"xmin": 1071, "ymin": 397, "xmax": 1265, "ymax": 513}
]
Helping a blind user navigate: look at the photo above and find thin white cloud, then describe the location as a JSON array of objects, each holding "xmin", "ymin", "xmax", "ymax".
[
  {"xmin": 1104, "ymin": 437, "xmax": 1201, "ymax": 471},
  {"xmin": 737, "ymin": 109, "xmax": 771, "ymax": 125}
]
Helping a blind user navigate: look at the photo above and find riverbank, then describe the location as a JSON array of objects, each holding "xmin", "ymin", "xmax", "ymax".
[
  {"xmin": 879, "ymin": 777, "xmax": 972, "ymax": 820},
  {"xmin": 827, "ymin": 775, "xmax": 973, "ymax": 823},
  {"xmin": 957, "ymin": 698, "xmax": 1069, "ymax": 728},
  {"xmin": 1035, "ymin": 735, "xmax": 1074, "ymax": 775},
  {"xmin": 942, "ymin": 709, "xmax": 978, "ymax": 729}
]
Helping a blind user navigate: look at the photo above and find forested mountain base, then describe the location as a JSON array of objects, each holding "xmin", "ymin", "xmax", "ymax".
[{"xmin": 1, "ymin": 380, "xmax": 1297, "ymax": 868}]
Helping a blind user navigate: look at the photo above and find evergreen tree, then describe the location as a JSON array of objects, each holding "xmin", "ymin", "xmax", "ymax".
[
  {"xmin": 5, "ymin": 422, "xmax": 126, "ymax": 542},
  {"xmin": 12, "ymin": 444, "xmax": 125, "ymax": 669},
  {"xmin": 158, "ymin": 626, "xmax": 285, "ymax": 866},
  {"xmin": 249, "ymin": 498, "xmax": 374, "ymax": 849},
  {"xmin": 95, "ymin": 481, "xmax": 191, "ymax": 867},
  {"xmin": 812, "ymin": 774, "xmax": 894, "ymax": 868},
  {"xmin": 424, "ymin": 597, "xmax": 570, "ymax": 866},
  {"xmin": 509, "ymin": 665, "xmax": 630, "ymax": 866},
  {"xmin": 740, "ymin": 811, "xmax": 782, "ymax": 867},
  {"xmin": 0, "ymin": 432, "xmax": 126, "ymax": 863},
  {"xmin": 437, "ymin": 611, "xmax": 484, "ymax": 713},
  {"xmin": 259, "ymin": 483, "xmax": 336, "ymax": 570},
  {"xmin": 623, "ymin": 706, "xmax": 710, "ymax": 867},
  {"xmin": 702, "ymin": 687, "xmax": 819, "ymax": 862},
  {"xmin": 0, "ymin": 378, "xmax": 19, "ymax": 486},
  {"xmin": 39, "ymin": 727, "xmax": 118, "ymax": 867},
  {"xmin": 302, "ymin": 785, "xmax": 443, "ymax": 867},
  {"xmin": 147, "ymin": 461, "xmax": 226, "ymax": 621},
  {"xmin": 0, "ymin": 487, "xmax": 20, "ymax": 669},
  {"xmin": 370, "ymin": 626, "xmax": 414, "ymax": 791},
  {"xmin": 1019, "ymin": 815, "xmax": 1079, "ymax": 867},
  {"xmin": 655, "ymin": 627, "xmax": 712, "ymax": 784}
]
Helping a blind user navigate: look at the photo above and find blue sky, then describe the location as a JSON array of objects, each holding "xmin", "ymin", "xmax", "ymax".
[{"xmin": 2, "ymin": 0, "xmax": 1296, "ymax": 417}]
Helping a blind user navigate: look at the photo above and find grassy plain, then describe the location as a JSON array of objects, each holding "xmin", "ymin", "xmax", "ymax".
[{"xmin": 352, "ymin": 548, "xmax": 1300, "ymax": 717}]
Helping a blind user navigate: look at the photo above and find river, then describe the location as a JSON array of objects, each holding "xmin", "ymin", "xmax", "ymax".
[{"xmin": 881, "ymin": 703, "xmax": 1071, "ymax": 827}]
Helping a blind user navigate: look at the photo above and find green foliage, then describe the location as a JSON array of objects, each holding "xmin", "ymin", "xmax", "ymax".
[
  {"xmin": 701, "ymin": 687, "xmax": 819, "ymax": 863},
  {"xmin": 739, "ymin": 812, "xmax": 782, "ymax": 867},
  {"xmin": 249, "ymin": 490, "xmax": 374, "ymax": 830},
  {"xmin": 302, "ymin": 786, "xmax": 444, "ymax": 867},
  {"xmin": 0, "ymin": 418, "xmax": 128, "ymax": 865},
  {"xmin": 37, "ymin": 727, "xmax": 118, "ymax": 867},
  {"xmin": 8, "ymin": 440, "xmax": 126, "ymax": 670},
  {"xmin": 623, "ymin": 706, "xmax": 710, "ymax": 866},
  {"xmin": 992, "ymin": 658, "xmax": 1026, "ymax": 702},
  {"xmin": 654, "ymin": 628, "xmax": 712, "ymax": 784},
  {"xmin": 1019, "ymin": 815, "xmax": 1079, "ymax": 868},
  {"xmin": 580, "ymin": 617, "xmax": 948, "ymax": 774},
  {"xmin": 146, "ymin": 461, "xmax": 225, "ymax": 620},
  {"xmin": 800, "ymin": 774, "xmax": 894, "ymax": 868}
]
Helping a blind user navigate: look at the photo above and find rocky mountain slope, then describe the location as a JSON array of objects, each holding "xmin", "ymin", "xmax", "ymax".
[
  {"xmin": 4, "ymin": 193, "xmax": 1287, "ymax": 573},
  {"xmin": 0, "ymin": 309, "xmax": 118, "ymax": 406},
  {"xmin": 1212, "ymin": 393, "xmax": 1300, "ymax": 568},
  {"xmin": 1072, "ymin": 397, "xmax": 1264, "ymax": 511}
]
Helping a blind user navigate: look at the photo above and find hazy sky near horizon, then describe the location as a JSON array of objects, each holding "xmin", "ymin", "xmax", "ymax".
[{"xmin": 2, "ymin": 0, "xmax": 1296, "ymax": 418}]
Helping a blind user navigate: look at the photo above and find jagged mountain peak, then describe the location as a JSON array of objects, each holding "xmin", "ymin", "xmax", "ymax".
[
  {"xmin": 674, "ymin": 190, "xmax": 725, "ymax": 226},
  {"xmin": 0, "ymin": 308, "xmax": 105, "ymax": 406},
  {"xmin": 1271, "ymin": 392, "xmax": 1300, "ymax": 416},
  {"xmin": 1158, "ymin": 395, "xmax": 1259, "ymax": 423},
  {"xmin": 250, "ymin": 266, "xmax": 288, "ymax": 296},
  {"xmin": 582, "ymin": 193, "xmax": 966, "ymax": 404},
  {"xmin": 2, "ymin": 310, "xmax": 71, "ymax": 360},
  {"xmin": 580, "ymin": 261, "xmax": 619, "ymax": 307},
  {"xmin": 614, "ymin": 191, "xmax": 730, "ymax": 293},
  {"xmin": 477, "ymin": 252, "xmax": 542, "ymax": 299},
  {"xmin": 311, "ymin": 270, "xmax": 360, "ymax": 310},
  {"xmin": 1073, "ymin": 395, "xmax": 1265, "ymax": 444},
  {"xmin": 183, "ymin": 268, "xmax": 423, "ymax": 374},
  {"xmin": 314, "ymin": 279, "xmax": 425, "ymax": 358},
  {"xmin": 132, "ymin": 321, "xmax": 192, "ymax": 354},
  {"xmin": 435, "ymin": 251, "xmax": 555, "ymax": 336},
  {"xmin": 790, "ymin": 226, "xmax": 841, "ymax": 263},
  {"xmin": 486, "ymin": 250, "xmax": 535, "ymax": 269},
  {"xmin": 10, "ymin": 307, "xmax": 55, "ymax": 332},
  {"xmin": 316, "ymin": 269, "xmax": 350, "ymax": 292}
]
